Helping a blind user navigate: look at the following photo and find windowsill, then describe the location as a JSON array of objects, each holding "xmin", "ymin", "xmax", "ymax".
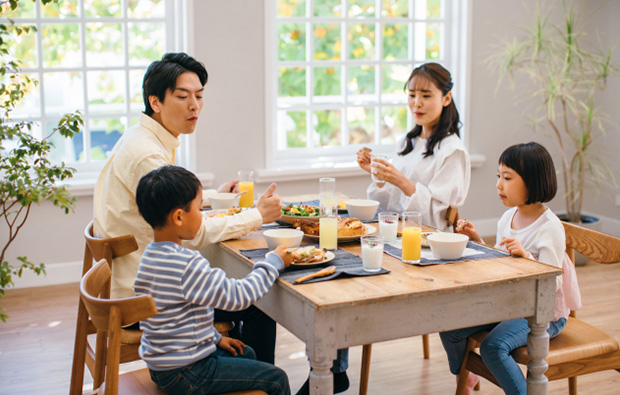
[
  {"xmin": 61, "ymin": 172, "xmax": 216, "ymax": 198},
  {"xmin": 255, "ymin": 154, "xmax": 486, "ymax": 183}
]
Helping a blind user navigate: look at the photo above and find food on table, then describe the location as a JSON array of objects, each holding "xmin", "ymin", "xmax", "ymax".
[
  {"xmin": 421, "ymin": 231, "xmax": 439, "ymax": 248},
  {"xmin": 293, "ymin": 217, "xmax": 367, "ymax": 237},
  {"xmin": 208, "ymin": 207, "xmax": 242, "ymax": 218},
  {"xmin": 337, "ymin": 200, "xmax": 349, "ymax": 210},
  {"xmin": 337, "ymin": 217, "xmax": 365, "ymax": 236},
  {"xmin": 290, "ymin": 246, "xmax": 326, "ymax": 263},
  {"xmin": 282, "ymin": 203, "xmax": 319, "ymax": 217}
]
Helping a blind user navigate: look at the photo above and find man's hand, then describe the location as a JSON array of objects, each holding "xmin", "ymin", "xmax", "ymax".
[
  {"xmin": 256, "ymin": 183, "xmax": 282, "ymax": 224},
  {"xmin": 217, "ymin": 336, "xmax": 246, "ymax": 356},
  {"xmin": 218, "ymin": 178, "xmax": 239, "ymax": 193}
]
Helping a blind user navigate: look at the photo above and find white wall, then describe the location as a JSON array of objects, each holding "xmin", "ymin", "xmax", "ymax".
[{"xmin": 4, "ymin": 0, "xmax": 619, "ymax": 289}]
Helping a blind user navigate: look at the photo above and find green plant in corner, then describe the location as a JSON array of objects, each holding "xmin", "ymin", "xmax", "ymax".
[
  {"xmin": 487, "ymin": 0, "xmax": 619, "ymax": 223},
  {"xmin": 0, "ymin": 0, "xmax": 83, "ymax": 321}
]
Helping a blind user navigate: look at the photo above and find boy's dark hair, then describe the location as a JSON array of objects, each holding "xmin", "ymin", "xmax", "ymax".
[
  {"xmin": 142, "ymin": 52, "xmax": 208, "ymax": 116},
  {"xmin": 400, "ymin": 62, "xmax": 461, "ymax": 158},
  {"xmin": 499, "ymin": 141, "xmax": 557, "ymax": 204},
  {"xmin": 136, "ymin": 165, "xmax": 202, "ymax": 228}
]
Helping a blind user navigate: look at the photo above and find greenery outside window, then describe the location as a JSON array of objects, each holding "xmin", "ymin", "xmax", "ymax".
[
  {"xmin": 266, "ymin": 0, "xmax": 468, "ymax": 169},
  {"xmin": 1, "ymin": 0, "xmax": 184, "ymax": 179}
]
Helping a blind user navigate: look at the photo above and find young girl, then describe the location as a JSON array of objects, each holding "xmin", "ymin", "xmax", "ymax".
[
  {"xmin": 440, "ymin": 142, "xmax": 581, "ymax": 395},
  {"xmin": 356, "ymin": 62, "xmax": 470, "ymax": 230}
]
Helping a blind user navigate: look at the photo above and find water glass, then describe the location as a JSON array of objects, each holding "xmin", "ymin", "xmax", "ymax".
[
  {"xmin": 402, "ymin": 211, "xmax": 422, "ymax": 264},
  {"xmin": 238, "ymin": 170, "xmax": 255, "ymax": 208},
  {"xmin": 319, "ymin": 177, "xmax": 336, "ymax": 208},
  {"xmin": 361, "ymin": 235, "xmax": 384, "ymax": 272},
  {"xmin": 378, "ymin": 212, "xmax": 399, "ymax": 242},
  {"xmin": 371, "ymin": 154, "xmax": 388, "ymax": 184}
]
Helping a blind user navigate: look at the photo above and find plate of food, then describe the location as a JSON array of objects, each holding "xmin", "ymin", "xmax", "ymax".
[
  {"xmin": 205, "ymin": 207, "xmax": 243, "ymax": 218},
  {"xmin": 280, "ymin": 203, "xmax": 321, "ymax": 225},
  {"xmin": 337, "ymin": 199, "xmax": 350, "ymax": 214},
  {"xmin": 294, "ymin": 217, "xmax": 376, "ymax": 242},
  {"xmin": 289, "ymin": 246, "xmax": 335, "ymax": 269}
]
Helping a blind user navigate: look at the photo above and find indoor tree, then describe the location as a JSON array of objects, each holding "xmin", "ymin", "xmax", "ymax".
[{"xmin": 1, "ymin": 0, "xmax": 82, "ymax": 321}]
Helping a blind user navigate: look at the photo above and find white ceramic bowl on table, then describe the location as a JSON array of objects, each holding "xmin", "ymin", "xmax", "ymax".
[
  {"xmin": 263, "ymin": 229, "xmax": 304, "ymax": 250},
  {"xmin": 345, "ymin": 199, "xmax": 380, "ymax": 221},
  {"xmin": 426, "ymin": 232, "xmax": 469, "ymax": 260},
  {"xmin": 205, "ymin": 192, "xmax": 241, "ymax": 210}
]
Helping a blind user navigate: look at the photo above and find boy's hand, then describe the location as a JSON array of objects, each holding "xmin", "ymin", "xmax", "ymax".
[
  {"xmin": 217, "ymin": 336, "xmax": 246, "ymax": 356},
  {"xmin": 455, "ymin": 219, "xmax": 483, "ymax": 244},
  {"xmin": 274, "ymin": 244, "xmax": 294, "ymax": 268},
  {"xmin": 498, "ymin": 237, "xmax": 528, "ymax": 257}
]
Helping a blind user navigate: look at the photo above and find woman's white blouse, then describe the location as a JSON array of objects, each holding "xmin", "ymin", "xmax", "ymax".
[{"xmin": 367, "ymin": 134, "xmax": 470, "ymax": 230}]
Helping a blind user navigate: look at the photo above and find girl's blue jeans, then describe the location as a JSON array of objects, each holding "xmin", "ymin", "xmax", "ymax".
[
  {"xmin": 439, "ymin": 317, "xmax": 567, "ymax": 395},
  {"xmin": 149, "ymin": 346, "xmax": 290, "ymax": 395}
]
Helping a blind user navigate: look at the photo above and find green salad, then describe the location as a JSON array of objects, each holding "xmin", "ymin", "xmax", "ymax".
[{"xmin": 282, "ymin": 203, "xmax": 319, "ymax": 217}]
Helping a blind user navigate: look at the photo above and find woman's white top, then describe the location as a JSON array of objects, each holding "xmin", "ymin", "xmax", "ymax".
[{"xmin": 367, "ymin": 134, "xmax": 470, "ymax": 230}]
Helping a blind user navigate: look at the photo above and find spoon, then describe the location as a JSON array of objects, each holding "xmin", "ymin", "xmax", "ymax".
[
  {"xmin": 234, "ymin": 190, "xmax": 249, "ymax": 198},
  {"xmin": 294, "ymin": 265, "xmax": 337, "ymax": 284}
]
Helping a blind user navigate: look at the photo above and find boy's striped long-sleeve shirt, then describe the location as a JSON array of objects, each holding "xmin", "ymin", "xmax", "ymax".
[{"xmin": 134, "ymin": 241, "xmax": 283, "ymax": 371}]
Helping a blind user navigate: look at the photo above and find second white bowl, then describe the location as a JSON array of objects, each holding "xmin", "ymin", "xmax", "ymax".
[
  {"xmin": 345, "ymin": 199, "xmax": 380, "ymax": 221},
  {"xmin": 263, "ymin": 229, "xmax": 304, "ymax": 250},
  {"xmin": 426, "ymin": 232, "xmax": 469, "ymax": 260}
]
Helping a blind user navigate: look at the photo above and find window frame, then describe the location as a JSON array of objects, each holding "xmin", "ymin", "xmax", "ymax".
[{"xmin": 264, "ymin": 0, "xmax": 470, "ymax": 171}]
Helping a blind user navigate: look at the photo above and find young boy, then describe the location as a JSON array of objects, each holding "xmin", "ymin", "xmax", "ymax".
[{"xmin": 134, "ymin": 165, "xmax": 292, "ymax": 395}]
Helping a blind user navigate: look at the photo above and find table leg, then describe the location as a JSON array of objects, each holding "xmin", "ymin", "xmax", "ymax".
[
  {"xmin": 526, "ymin": 317, "xmax": 549, "ymax": 395},
  {"xmin": 309, "ymin": 360, "xmax": 333, "ymax": 395}
]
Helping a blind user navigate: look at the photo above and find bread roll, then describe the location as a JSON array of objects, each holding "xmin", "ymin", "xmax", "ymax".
[
  {"xmin": 337, "ymin": 217, "xmax": 366, "ymax": 237},
  {"xmin": 293, "ymin": 219, "xmax": 320, "ymax": 236}
]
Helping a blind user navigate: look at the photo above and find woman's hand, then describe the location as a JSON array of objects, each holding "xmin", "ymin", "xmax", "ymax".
[
  {"xmin": 455, "ymin": 219, "xmax": 482, "ymax": 244},
  {"xmin": 356, "ymin": 148, "xmax": 372, "ymax": 173},
  {"xmin": 217, "ymin": 336, "xmax": 246, "ymax": 356},
  {"xmin": 371, "ymin": 157, "xmax": 416, "ymax": 196},
  {"xmin": 498, "ymin": 237, "xmax": 528, "ymax": 257},
  {"xmin": 218, "ymin": 178, "xmax": 239, "ymax": 193}
]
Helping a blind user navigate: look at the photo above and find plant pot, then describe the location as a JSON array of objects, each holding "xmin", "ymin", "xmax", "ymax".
[{"xmin": 558, "ymin": 214, "xmax": 602, "ymax": 266}]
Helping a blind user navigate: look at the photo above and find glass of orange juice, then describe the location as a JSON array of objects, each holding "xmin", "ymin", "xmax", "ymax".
[
  {"xmin": 237, "ymin": 170, "xmax": 255, "ymax": 208},
  {"xmin": 402, "ymin": 211, "xmax": 422, "ymax": 264}
]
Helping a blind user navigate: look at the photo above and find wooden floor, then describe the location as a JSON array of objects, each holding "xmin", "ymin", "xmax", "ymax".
[{"xmin": 1, "ymin": 262, "xmax": 619, "ymax": 395}]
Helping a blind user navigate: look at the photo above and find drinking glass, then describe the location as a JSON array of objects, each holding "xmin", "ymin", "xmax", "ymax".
[
  {"xmin": 319, "ymin": 177, "xmax": 336, "ymax": 209},
  {"xmin": 402, "ymin": 211, "xmax": 422, "ymax": 264},
  {"xmin": 371, "ymin": 154, "xmax": 388, "ymax": 185},
  {"xmin": 361, "ymin": 235, "xmax": 384, "ymax": 272},
  {"xmin": 319, "ymin": 204, "xmax": 337, "ymax": 250},
  {"xmin": 237, "ymin": 170, "xmax": 255, "ymax": 208},
  {"xmin": 378, "ymin": 212, "xmax": 399, "ymax": 242}
]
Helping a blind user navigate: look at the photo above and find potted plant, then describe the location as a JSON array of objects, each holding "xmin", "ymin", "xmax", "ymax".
[
  {"xmin": 1, "ymin": 0, "xmax": 83, "ymax": 321},
  {"xmin": 487, "ymin": 0, "xmax": 619, "ymax": 225}
]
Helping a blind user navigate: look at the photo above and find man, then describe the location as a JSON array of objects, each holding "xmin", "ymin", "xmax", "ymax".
[{"xmin": 93, "ymin": 52, "xmax": 282, "ymax": 363}]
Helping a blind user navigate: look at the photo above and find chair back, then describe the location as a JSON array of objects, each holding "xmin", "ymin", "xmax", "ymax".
[
  {"xmin": 80, "ymin": 259, "xmax": 157, "ymax": 395},
  {"xmin": 83, "ymin": 220, "xmax": 139, "ymax": 276},
  {"xmin": 445, "ymin": 206, "xmax": 460, "ymax": 232},
  {"xmin": 562, "ymin": 221, "xmax": 620, "ymax": 264}
]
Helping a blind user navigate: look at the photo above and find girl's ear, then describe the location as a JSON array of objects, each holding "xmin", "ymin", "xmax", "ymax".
[{"xmin": 442, "ymin": 91, "xmax": 452, "ymax": 107}]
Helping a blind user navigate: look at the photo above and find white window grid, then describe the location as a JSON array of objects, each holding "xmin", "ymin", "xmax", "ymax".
[
  {"xmin": 2, "ymin": 0, "xmax": 187, "ymax": 177},
  {"xmin": 265, "ymin": 0, "xmax": 468, "ymax": 169}
]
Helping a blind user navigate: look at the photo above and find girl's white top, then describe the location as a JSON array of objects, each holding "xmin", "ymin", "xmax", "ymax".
[{"xmin": 367, "ymin": 134, "xmax": 470, "ymax": 230}]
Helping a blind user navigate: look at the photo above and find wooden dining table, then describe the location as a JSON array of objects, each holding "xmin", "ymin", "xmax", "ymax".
[{"xmin": 202, "ymin": 202, "xmax": 561, "ymax": 395}]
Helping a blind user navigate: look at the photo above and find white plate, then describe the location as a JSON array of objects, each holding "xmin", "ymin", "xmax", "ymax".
[
  {"xmin": 290, "ymin": 251, "xmax": 335, "ymax": 268},
  {"xmin": 303, "ymin": 224, "xmax": 377, "ymax": 243}
]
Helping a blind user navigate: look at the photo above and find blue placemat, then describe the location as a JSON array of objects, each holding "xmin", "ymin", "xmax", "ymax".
[
  {"xmin": 282, "ymin": 199, "xmax": 386, "ymax": 223},
  {"xmin": 240, "ymin": 246, "xmax": 390, "ymax": 284},
  {"xmin": 383, "ymin": 240, "xmax": 510, "ymax": 265}
]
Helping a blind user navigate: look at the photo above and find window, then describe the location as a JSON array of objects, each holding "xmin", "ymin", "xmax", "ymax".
[
  {"xmin": 266, "ymin": 0, "xmax": 468, "ymax": 169},
  {"xmin": 1, "ymin": 0, "xmax": 185, "ymax": 177}
]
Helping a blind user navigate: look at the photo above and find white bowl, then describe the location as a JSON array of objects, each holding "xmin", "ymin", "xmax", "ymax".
[
  {"xmin": 426, "ymin": 232, "xmax": 469, "ymax": 260},
  {"xmin": 346, "ymin": 199, "xmax": 380, "ymax": 221},
  {"xmin": 206, "ymin": 192, "xmax": 240, "ymax": 210},
  {"xmin": 263, "ymin": 229, "xmax": 304, "ymax": 251}
]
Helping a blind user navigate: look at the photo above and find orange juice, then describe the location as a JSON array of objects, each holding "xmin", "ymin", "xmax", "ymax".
[
  {"xmin": 238, "ymin": 181, "xmax": 254, "ymax": 208},
  {"xmin": 402, "ymin": 226, "xmax": 421, "ymax": 263}
]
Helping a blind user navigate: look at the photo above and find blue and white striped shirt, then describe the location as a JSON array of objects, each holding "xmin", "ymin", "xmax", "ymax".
[{"xmin": 134, "ymin": 241, "xmax": 283, "ymax": 371}]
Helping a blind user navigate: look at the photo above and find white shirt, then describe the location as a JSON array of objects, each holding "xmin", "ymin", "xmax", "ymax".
[
  {"xmin": 367, "ymin": 134, "xmax": 470, "ymax": 230},
  {"xmin": 94, "ymin": 114, "xmax": 262, "ymax": 298}
]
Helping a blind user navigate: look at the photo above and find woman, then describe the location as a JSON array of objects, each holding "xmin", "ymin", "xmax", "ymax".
[{"xmin": 357, "ymin": 62, "xmax": 470, "ymax": 230}]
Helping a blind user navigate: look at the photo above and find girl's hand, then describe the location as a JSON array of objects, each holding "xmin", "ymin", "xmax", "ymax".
[
  {"xmin": 273, "ymin": 245, "xmax": 293, "ymax": 268},
  {"xmin": 356, "ymin": 149, "xmax": 372, "ymax": 173},
  {"xmin": 499, "ymin": 237, "xmax": 528, "ymax": 257},
  {"xmin": 218, "ymin": 336, "xmax": 246, "ymax": 356},
  {"xmin": 371, "ymin": 157, "xmax": 415, "ymax": 196},
  {"xmin": 455, "ymin": 219, "xmax": 483, "ymax": 244}
]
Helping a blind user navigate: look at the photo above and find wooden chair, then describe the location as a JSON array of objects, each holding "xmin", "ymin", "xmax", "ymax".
[
  {"xmin": 358, "ymin": 207, "xmax": 462, "ymax": 394},
  {"xmin": 455, "ymin": 221, "xmax": 620, "ymax": 395},
  {"xmin": 70, "ymin": 221, "xmax": 141, "ymax": 395},
  {"xmin": 81, "ymin": 259, "xmax": 267, "ymax": 395}
]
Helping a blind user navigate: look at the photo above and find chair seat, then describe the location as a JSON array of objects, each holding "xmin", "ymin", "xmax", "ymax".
[
  {"xmin": 512, "ymin": 317, "xmax": 620, "ymax": 365},
  {"xmin": 121, "ymin": 368, "xmax": 268, "ymax": 395}
]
